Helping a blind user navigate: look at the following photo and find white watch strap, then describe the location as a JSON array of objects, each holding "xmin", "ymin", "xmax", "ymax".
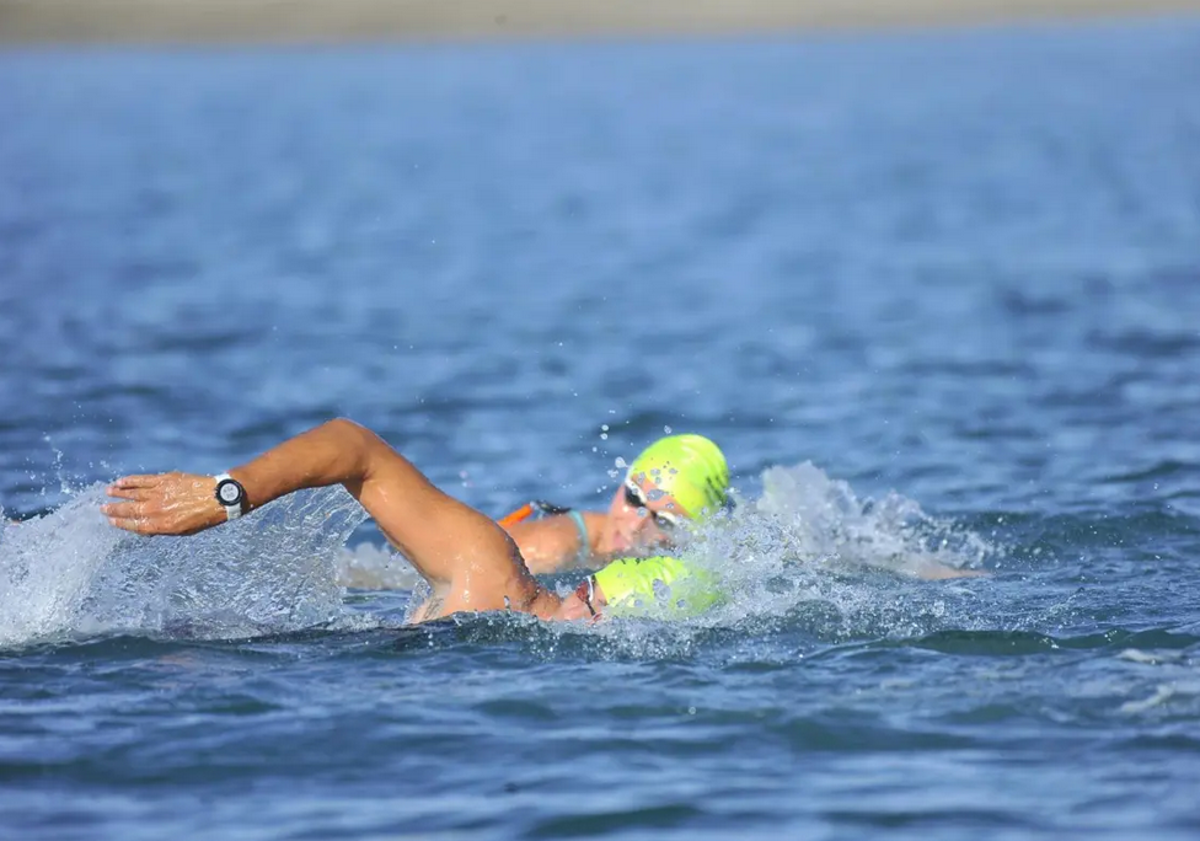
[{"xmin": 214, "ymin": 472, "xmax": 243, "ymax": 521}]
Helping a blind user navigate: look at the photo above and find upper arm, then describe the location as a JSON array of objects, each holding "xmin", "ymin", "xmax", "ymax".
[{"xmin": 341, "ymin": 424, "xmax": 530, "ymax": 598}]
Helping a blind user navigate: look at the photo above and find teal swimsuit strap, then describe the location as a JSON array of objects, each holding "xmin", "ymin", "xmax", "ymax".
[{"xmin": 567, "ymin": 510, "xmax": 590, "ymax": 565}]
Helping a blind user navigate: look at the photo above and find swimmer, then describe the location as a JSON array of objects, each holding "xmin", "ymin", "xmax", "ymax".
[
  {"xmin": 499, "ymin": 434, "xmax": 732, "ymax": 574},
  {"xmin": 101, "ymin": 419, "xmax": 719, "ymax": 623}
]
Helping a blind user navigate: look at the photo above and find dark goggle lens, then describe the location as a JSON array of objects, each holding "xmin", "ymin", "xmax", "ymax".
[
  {"xmin": 624, "ymin": 483, "xmax": 646, "ymax": 509},
  {"xmin": 624, "ymin": 482, "xmax": 680, "ymax": 532}
]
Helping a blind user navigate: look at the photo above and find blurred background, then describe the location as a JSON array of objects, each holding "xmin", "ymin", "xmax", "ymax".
[
  {"xmin": 3, "ymin": 3, "xmax": 1200, "ymax": 839},
  {"xmin": 2, "ymin": 0, "xmax": 1198, "ymax": 523},
  {"xmin": 1, "ymin": 0, "xmax": 1195, "ymax": 42}
]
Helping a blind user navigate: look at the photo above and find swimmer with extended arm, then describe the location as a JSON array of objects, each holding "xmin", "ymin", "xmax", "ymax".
[{"xmin": 101, "ymin": 419, "xmax": 713, "ymax": 623}]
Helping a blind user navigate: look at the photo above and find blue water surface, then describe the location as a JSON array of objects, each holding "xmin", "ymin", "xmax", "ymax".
[{"xmin": 2, "ymin": 16, "xmax": 1200, "ymax": 840}]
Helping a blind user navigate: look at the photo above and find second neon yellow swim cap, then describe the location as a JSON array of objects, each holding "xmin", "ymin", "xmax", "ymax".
[
  {"xmin": 592, "ymin": 555, "xmax": 724, "ymax": 619},
  {"xmin": 627, "ymin": 434, "xmax": 730, "ymax": 520}
]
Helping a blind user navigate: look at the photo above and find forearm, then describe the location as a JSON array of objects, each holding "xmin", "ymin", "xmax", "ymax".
[
  {"xmin": 231, "ymin": 418, "xmax": 376, "ymax": 511},
  {"xmin": 104, "ymin": 417, "xmax": 387, "ymax": 537},
  {"xmin": 250, "ymin": 421, "xmax": 513, "ymax": 590},
  {"xmin": 104, "ymin": 417, "xmax": 546, "ymax": 617}
]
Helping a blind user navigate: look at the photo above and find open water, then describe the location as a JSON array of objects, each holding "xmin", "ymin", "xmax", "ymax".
[{"xmin": 2, "ymin": 16, "xmax": 1199, "ymax": 840}]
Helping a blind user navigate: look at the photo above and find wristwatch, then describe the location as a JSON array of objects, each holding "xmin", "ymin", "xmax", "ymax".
[{"xmin": 213, "ymin": 473, "xmax": 249, "ymax": 520}]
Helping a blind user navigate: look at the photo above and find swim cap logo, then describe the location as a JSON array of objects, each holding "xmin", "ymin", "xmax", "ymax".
[{"xmin": 627, "ymin": 434, "xmax": 730, "ymax": 521}]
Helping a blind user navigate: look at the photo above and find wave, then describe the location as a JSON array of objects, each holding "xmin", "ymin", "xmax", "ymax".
[
  {"xmin": 0, "ymin": 461, "xmax": 1047, "ymax": 651},
  {"xmin": 0, "ymin": 485, "xmax": 365, "ymax": 649}
]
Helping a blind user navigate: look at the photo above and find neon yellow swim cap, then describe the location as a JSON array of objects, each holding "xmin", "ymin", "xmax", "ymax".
[
  {"xmin": 592, "ymin": 555, "xmax": 723, "ymax": 619},
  {"xmin": 627, "ymin": 434, "xmax": 730, "ymax": 521}
]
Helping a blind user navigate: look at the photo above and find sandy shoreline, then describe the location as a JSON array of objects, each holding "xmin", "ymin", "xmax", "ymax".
[{"xmin": 1, "ymin": 0, "xmax": 1198, "ymax": 44}]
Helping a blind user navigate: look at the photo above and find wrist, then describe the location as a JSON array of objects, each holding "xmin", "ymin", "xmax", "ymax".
[{"xmin": 213, "ymin": 473, "xmax": 250, "ymax": 520}]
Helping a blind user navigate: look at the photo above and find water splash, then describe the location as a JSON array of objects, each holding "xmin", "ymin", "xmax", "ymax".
[
  {"xmin": 1, "ymin": 462, "xmax": 1001, "ymax": 650},
  {"xmin": 747, "ymin": 462, "xmax": 993, "ymax": 573},
  {"xmin": 336, "ymin": 543, "xmax": 422, "ymax": 591},
  {"xmin": 0, "ymin": 484, "xmax": 366, "ymax": 649},
  {"xmin": 619, "ymin": 461, "xmax": 1002, "ymax": 644}
]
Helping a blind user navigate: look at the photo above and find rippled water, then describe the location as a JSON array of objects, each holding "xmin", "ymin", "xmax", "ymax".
[{"xmin": 2, "ymin": 17, "xmax": 1200, "ymax": 840}]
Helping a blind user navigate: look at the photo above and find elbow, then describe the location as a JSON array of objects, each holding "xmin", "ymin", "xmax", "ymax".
[
  {"xmin": 323, "ymin": 417, "xmax": 371, "ymax": 439},
  {"xmin": 321, "ymin": 417, "xmax": 386, "ymax": 475}
]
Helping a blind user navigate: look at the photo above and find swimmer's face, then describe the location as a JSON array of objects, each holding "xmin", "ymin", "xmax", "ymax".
[
  {"xmin": 553, "ymin": 577, "xmax": 605, "ymax": 621},
  {"xmin": 603, "ymin": 473, "xmax": 691, "ymax": 554}
]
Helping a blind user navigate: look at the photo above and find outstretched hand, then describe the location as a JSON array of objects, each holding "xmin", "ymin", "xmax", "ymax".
[{"xmin": 103, "ymin": 473, "xmax": 227, "ymax": 536}]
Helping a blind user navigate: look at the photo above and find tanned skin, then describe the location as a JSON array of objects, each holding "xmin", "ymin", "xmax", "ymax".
[{"xmin": 102, "ymin": 419, "xmax": 600, "ymax": 622}]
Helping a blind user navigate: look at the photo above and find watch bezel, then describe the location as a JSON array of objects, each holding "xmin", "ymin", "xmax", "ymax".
[{"xmin": 215, "ymin": 477, "xmax": 247, "ymax": 511}]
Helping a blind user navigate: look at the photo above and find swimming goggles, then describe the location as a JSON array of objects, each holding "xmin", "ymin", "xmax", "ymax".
[{"xmin": 623, "ymin": 480, "xmax": 683, "ymax": 532}]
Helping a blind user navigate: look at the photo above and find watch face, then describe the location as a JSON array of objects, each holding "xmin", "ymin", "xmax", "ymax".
[{"xmin": 218, "ymin": 482, "xmax": 241, "ymax": 504}]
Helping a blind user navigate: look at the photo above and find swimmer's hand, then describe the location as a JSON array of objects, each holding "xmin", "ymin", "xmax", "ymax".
[{"xmin": 102, "ymin": 473, "xmax": 226, "ymax": 536}]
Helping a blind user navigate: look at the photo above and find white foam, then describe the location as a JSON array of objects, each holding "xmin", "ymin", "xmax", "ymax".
[
  {"xmin": 1, "ymin": 461, "xmax": 998, "ymax": 648},
  {"xmin": 1119, "ymin": 684, "xmax": 1176, "ymax": 714},
  {"xmin": 336, "ymin": 543, "xmax": 421, "ymax": 590},
  {"xmin": 1117, "ymin": 648, "xmax": 1183, "ymax": 665},
  {"xmin": 661, "ymin": 461, "xmax": 999, "ymax": 638},
  {"xmin": 0, "ymin": 484, "xmax": 366, "ymax": 648}
]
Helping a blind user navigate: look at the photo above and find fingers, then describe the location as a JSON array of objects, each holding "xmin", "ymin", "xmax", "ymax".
[
  {"xmin": 102, "ymin": 479, "xmax": 163, "ymax": 532},
  {"xmin": 102, "ymin": 471, "xmax": 221, "ymax": 537},
  {"xmin": 106, "ymin": 485, "xmax": 148, "ymax": 501},
  {"xmin": 109, "ymin": 515, "xmax": 185, "ymax": 536},
  {"xmin": 102, "ymin": 499, "xmax": 156, "ymax": 534},
  {"xmin": 108, "ymin": 474, "xmax": 163, "ymax": 491},
  {"xmin": 105, "ymin": 507, "xmax": 183, "ymax": 535},
  {"xmin": 106, "ymin": 515, "xmax": 149, "ymax": 534},
  {"xmin": 100, "ymin": 499, "xmax": 143, "ymax": 518}
]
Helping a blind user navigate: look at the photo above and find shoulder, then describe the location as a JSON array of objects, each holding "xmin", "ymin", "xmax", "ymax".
[{"xmin": 579, "ymin": 511, "xmax": 607, "ymax": 544}]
